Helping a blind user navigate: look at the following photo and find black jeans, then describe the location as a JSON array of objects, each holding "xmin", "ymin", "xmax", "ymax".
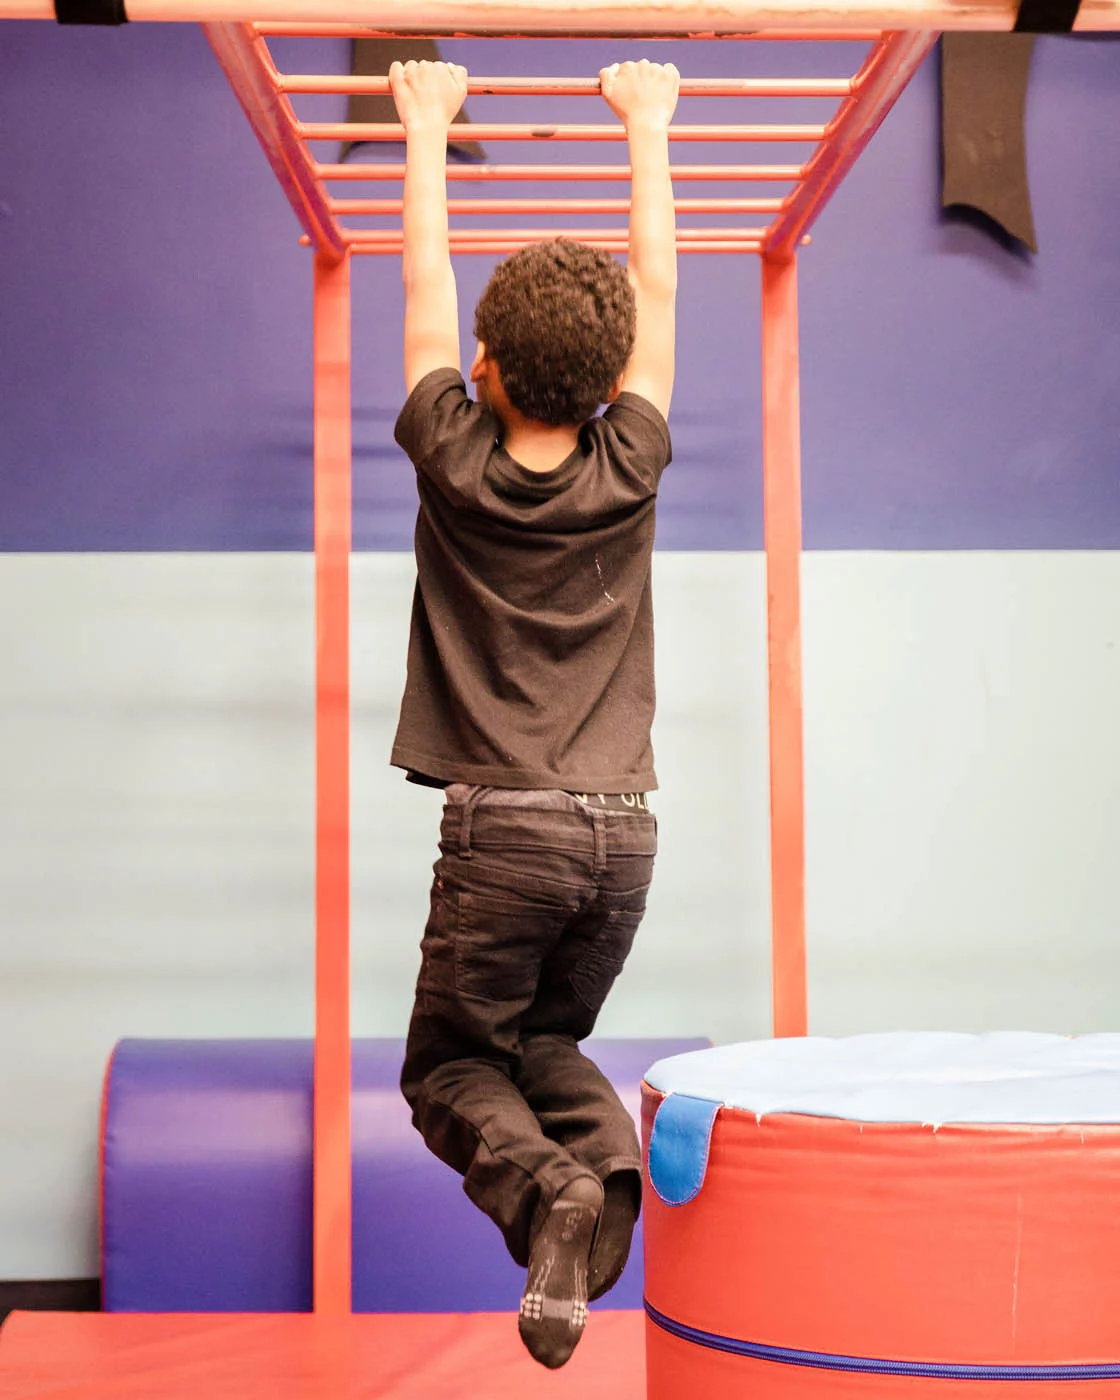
[{"xmin": 400, "ymin": 786, "xmax": 657, "ymax": 1266}]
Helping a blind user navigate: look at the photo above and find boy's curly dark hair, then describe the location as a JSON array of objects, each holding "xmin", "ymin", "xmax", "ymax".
[{"xmin": 473, "ymin": 239, "xmax": 636, "ymax": 427}]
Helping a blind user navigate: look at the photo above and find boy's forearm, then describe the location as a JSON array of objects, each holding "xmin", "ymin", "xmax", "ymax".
[
  {"xmin": 392, "ymin": 61, "xmax": 465, "ymax": 387},
  {"xmin": 402, "ymin": 124, "xmax": 452, "ymax": 287},
  {"xmin": 626, "ymin": 120, "xmax": 677, "ymax": 300}
]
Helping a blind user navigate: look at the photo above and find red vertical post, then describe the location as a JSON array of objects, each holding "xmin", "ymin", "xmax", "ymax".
[
  {"xmin": 760, "ymin": 252, "xmax": 808, "ymax": 1039},
  {"xmin": 313, "ymin": 247, "xmax": 352, "ymax": 1315}
]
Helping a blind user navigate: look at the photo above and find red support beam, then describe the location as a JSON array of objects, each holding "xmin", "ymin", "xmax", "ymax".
[
  {"xmin": 4, "ymin": 0, "xmax": 1118, "ymax": 27},
  {"xmin": 203, "ymin": 22, "xmax": 347, "ymax": 262},
  {"xmin": 255, "ymin": 22, "xmax": 887, "ymax": 37},
  {"xmin": 313, "ymin": 249, "xmax": 353, "ymax": 1316},
  {"xmin": 760, "ymin": 252, "xmax": 808, "ymax": 1039},
  {"xmin": 765, "ymin": 29, "xmax": 937, "ymax": 257}
]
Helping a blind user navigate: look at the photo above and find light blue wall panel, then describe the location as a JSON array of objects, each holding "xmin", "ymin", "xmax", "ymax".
[
  {"xmin": 0, "ymin": 555, "xmax": 318, "ymax": 1278},
  {"xmin": 2, "ymin": 551, "xmax": 1119, "ymax": 1277},
  {"xmin": 803, "ymin": 552, "xmax": 1120, "ymax": 1035},
  {"xmin": 0, "ymin": 552, "xmax": 769, "ymax": 1277}
]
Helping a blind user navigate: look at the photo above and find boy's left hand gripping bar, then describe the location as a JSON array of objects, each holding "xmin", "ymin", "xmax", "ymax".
[{"xmin": 55, "ymin": 0, "xmax": 128, "ymax": 22}]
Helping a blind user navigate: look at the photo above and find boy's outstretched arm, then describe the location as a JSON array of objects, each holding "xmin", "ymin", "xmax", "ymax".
[
  {"xmin": 389, "ymin": 60, "xmax": 469, "ymax": 393},
  {"xmin": 600, "ymin": 60, "xmax": 680, "ymax": 420}
]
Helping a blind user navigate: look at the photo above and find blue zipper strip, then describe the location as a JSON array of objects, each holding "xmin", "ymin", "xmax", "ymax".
[{"xmin": 645, "ymin": 1301, "xmax": 1120, "ymax": 1381}]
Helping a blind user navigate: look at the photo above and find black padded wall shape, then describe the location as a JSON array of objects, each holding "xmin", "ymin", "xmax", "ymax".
[
  {"xmin": 342, "ymin": 39, "xmax": 485, "ymax": 163},
  {"xmin": 940, "ymin": 34, "xmax": 1038, "ymax": 252}
]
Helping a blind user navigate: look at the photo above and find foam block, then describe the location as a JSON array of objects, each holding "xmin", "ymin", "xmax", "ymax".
[
  {"xmin": 642, "ymin": 1033, "xmax": 1120, "ymax": 1397},
  {"xmin": 101, "ymin": 1036, "xmax": 705, "ymax": 1313}
]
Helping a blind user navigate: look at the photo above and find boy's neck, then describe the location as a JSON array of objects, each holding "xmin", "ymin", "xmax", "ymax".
[{"xmin": 496, "ymin": 408, "xmax": 582, "ymax": 475}]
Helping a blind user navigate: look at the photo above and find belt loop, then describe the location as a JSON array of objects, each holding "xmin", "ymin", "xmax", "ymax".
[
  {"xmin": 458, "ymin": 785, "xmax": 487, "ymax": 860},
  {"xmin": 591, "ymin": 810, "xmax": 607, "ymax": 879}
]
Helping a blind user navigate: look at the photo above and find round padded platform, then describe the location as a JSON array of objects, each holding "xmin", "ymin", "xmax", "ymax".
[
  {"xmin": 640, "ymin": 1032, "xmax": 1120, "ymax": 1398},
  {"xmin": 101, "ymin": 1036, "xmax": 705, "ymax": 1314}
]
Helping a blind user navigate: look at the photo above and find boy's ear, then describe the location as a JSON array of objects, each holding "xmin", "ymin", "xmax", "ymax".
[
  {"xmin": 468, "ymin": 342, "xmax": 488, "ymax": 383},
  {"xmin": 605, "ymin": 376, "xmax": 624, "ymax": 404}
]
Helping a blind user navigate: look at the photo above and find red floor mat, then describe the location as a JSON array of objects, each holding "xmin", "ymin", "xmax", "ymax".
[{"xmin": 0, "ymin": 1310, "xmax": 646, "ymax": 1399}]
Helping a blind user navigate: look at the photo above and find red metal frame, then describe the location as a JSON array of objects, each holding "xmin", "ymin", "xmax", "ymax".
[
  {"xmin": 205, "ymin": 25, "xmax": 346, "ymax": 262},
  {"xmin": 201, "ymin": 25, "xmax": 936, "ymax": 260},
  {"xmin": 768, "ymin": 29, "xmax": 934, "ymax": 256},
  {"xmin": 194, "ymin": 19, "xmax": 936, "ymax": 1314},
  {"xmin": 760, "ymin": 253, "xmax": 807, "ymax": 1039},
  {"xmin": 0, "ymin": 11, "xmax": 1112, "ymax": 1393},
  {"xmin": 312, "ymin": 249, "xmax": 353, "ymax": 1315}
]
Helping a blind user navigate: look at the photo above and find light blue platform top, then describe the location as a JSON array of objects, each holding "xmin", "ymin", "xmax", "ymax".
[{"xmin": 645, "ymin": 1031, "xmax": 1120, "ymax": 1127}]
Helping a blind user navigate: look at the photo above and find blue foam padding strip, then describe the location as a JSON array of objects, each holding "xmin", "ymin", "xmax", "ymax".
[
  {"xmin": 647, "ymin": 1093, "xmax": 721, "ymax": 1206},
  {"xmin": 101, "ymin": 1037, "xmax": 706, "ymax": 1314}
]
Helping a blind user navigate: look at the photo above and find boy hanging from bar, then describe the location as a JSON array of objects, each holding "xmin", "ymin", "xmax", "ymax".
[{"xmin": 388, "ymin": 56, "xmax": 679, "ymax": 1369}]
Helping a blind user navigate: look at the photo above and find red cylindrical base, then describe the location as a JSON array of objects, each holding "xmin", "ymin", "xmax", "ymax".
[
  {"xmin": 645, "ymin": 1322, "xmax": 1117, "ymax": 1400},
  {"xmin": 642, "ymin": 1085, "xmax": 1120, "ymax": 1398}
]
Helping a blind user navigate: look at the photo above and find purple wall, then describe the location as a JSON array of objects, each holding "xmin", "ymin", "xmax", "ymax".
[{"xmin": 1, "ymin": 26, "xmax": 1118, "ymax": 551}]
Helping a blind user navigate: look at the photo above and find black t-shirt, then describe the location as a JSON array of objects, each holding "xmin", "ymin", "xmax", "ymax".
[{"xmin": 391, "ymin": 368, "xmax": 672, "ymax": 792}]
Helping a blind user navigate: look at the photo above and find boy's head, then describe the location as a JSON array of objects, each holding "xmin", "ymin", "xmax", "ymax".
[{"xmin": 471, "ymin": 239, "xmax": 636, "ymax": 427}]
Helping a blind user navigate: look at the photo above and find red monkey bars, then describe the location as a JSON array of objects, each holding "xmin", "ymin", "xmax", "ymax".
[
  {"xmin": 205, "ymin": 24, "xmax": 935, "ymax": 260},
  {"xmin": 198, "ymin": 20, "xmax": 936, "ymax": 1313}
]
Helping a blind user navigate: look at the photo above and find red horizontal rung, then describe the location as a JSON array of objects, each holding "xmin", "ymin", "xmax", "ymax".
[
  {"xmin": 300, "ymin": 121, "xmax": 828, "ymax": 143},
  {"xmin": 347, "ymin": 238, "xmax": 765, "ymax": 254},
  {"xmin": 279, "ymin": 73, "xmax": 853, "ymax": 98},
  {"xmin": 315, "ymin": 162, "xmax": 806, "ymax": 182},
  {"xmin": 331, "ymin": 195, "xmax": 784, "ymax": 214},
  {"xmin": 346, "ymin": 225, "xmax": 767, "ymax": 241}
]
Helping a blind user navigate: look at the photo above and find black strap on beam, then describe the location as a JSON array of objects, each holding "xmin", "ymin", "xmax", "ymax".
[
  {"xmin": 1014, "ymin": 0, "xmax": 1081, "ymax": 32},
  {"xmin": 940, "ymin": 33, "xmax": 1038, "ymax": 251},
  {"xmin": 55, "ymin": 0, "xmax": 128, "ymax": 23}
]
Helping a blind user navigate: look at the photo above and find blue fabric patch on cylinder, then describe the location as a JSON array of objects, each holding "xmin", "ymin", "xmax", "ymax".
[{"xmin": 648, "ymin": 1093, "xmax": 721, "ymax": 1206}]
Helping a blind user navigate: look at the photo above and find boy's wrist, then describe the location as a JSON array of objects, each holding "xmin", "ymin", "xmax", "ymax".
[
  {"xmin": 624, "ymin": 116, "xmax": 671, "ymax": 138},
  {"xmin": 405, "ymin": 120, "xmax": 452, "ymax": 139}
]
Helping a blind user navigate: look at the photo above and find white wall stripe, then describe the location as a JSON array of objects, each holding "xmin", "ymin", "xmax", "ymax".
[{"xmin": 1, "ymin": 551, "xmax": 1117, "ymax": 1277}]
